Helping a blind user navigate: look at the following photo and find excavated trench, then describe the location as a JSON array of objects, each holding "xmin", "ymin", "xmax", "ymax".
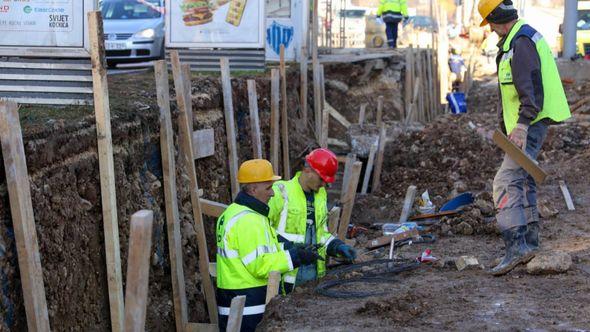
[{"xmin": 0, "ymin": 55, "xmax": 405, "ymax": 330}]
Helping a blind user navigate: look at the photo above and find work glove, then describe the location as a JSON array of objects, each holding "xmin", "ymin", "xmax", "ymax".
[
  {"xmin": 508, "ymin": 123, "xmax": 528, "ymax": 149},
  {"xmin": 376, "ymin": 16, "xmax": 383, "ymax": 25},
  {"xmin": 335, "ymin": 244, "xmax": 357, "ymax": 262},
  {"xmin": 288, "ymin": 247, "xmax": 321, "ymax": 268}
]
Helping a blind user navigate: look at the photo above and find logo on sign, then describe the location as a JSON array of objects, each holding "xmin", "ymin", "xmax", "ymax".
[
  {"xmin": 23, "ymin": 5, "xmax": 32, "ymax": 13},
  {"xmin": 266, "ymin": 21, "xmax": 294, "ymax": 56},
  {"xmin": 0, "ymin": 6, "xmax": 9, "ymax": 13}
]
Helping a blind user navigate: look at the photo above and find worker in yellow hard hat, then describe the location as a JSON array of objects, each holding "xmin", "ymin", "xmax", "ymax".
[
  {"xmin": 478, "ymin": 0, "xmax": 571, "ymax": 276},
  {"xmin": 215, "ymin": 159, "xmax": 320, "ymax": 331}
]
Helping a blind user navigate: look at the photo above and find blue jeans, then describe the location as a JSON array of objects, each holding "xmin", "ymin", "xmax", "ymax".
[
  {"xmin": 493, "ymin": 122, "xmax": 548, "ymax": 231},
  {"xmin": 385, "ymin": 21, "xmax": 399, "ymax": 48}
]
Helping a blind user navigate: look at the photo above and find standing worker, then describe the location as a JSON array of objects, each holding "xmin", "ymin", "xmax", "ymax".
[
  {"xmin": 376, "ymin": 0, "xmax": 408, "ymax": 48},
  {"xmin": 216, "ymin": 159, "xmax": 321, "ymax": 331},
  {"xmin": 268, "ymin": 148, "xmax": 357, "ymax": 293},
  {"xmin": 478, "ymin": 0, "xmax": 571, "ymax": 276}
]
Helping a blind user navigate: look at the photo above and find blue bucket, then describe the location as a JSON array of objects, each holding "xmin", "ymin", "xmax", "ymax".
[{"xmin": 446, "ymin": 92, "xmax": 467, "ymax": 114}]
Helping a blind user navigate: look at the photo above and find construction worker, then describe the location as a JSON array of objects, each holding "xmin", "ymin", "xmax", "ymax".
[
  {"xmin": 449, "ymin": 46, "xmax": 467, "ymax": 91},
  {"xmin": 478, "ymin": 0, "xmax": 571, "ymax": 276},
  {"xmin": 376, "ymin": 0, "xmax": 408, "ymax": 48},
  {"xmin": 268, "ymin": 148, "xmax": 357, "ymax": 293},
  {"xmin": 216, "ymin": 159, "xmax": 321, "ymax": 331}
]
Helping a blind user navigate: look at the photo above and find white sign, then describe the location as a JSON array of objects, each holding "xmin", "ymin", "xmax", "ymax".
[
  {"xmin": 0, "ymin": 0, "xmax": 95, "ymax": 56},
  {"xmin": 166, "ymin": 0, "xmax": 265, "ymax": 48}
]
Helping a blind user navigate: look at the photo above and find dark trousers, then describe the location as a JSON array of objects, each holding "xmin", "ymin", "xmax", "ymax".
[{"xmin": 385, "ymin": 21, "xmax": 399, "ymax": 48}]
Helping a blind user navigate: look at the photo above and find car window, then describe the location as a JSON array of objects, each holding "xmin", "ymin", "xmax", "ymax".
[
  {"xmin": 578, "ymin": 10, "xmax": 590, "ymax": 31},
  {"xmin": 101, "ymin": 0, "xmax": 163, "ymax": 19},
  {"xmin": 339, "ymin": 10, "xmax": 366, "ymax": 19}
]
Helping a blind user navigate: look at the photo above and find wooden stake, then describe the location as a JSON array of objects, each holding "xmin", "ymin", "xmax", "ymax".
[
  {"xmin": 361, "ymin": 142, "xmax": 377, "ymax": 194},
  {"xmin": 358, "ymin": 103, "xmax": 367, "ymax": 126},
  {"xmin": 169, "ymin": 50, "xmax": 218, "ymax": 323},
  {"xmin": 270, "ymin": 69, "xmax": 281, "ymax": 174},
  {"xmin": 226, "ymin": 296, "xmax": 246, "ymax": 332},
  {"xmin": 328, "ymin": 206, "xmax": 341, "ymax": 234},
  {"xmin": 154, "ymin": 60, "xmax": 188, "ymax": 332},
  {"xmin": 313, "ymin": 59, "xmax": 322, "ymax": 143},
  {"xmin": 340, "ymin": 153, "xmax": 357, "ymax": 201},
  {"xmin": 181, "ymin": 64, "xmax": 194, "ymax": 135},
  {"xmin": 265, "ymin": 271, "xmax": 281, "ymax": 304},
  {"xmin": 220, "ymin": 58, "xmax": 240, "ymax": 199},
  {"xmin": 338, "ymin": 161, "xmax": 362, "ymax": 240},
  {"xmin": 404, "ymin": 46, "xmax": 414, "ymax": 120},
  {"xmin": 492, "ymin": 130, "xmax": 548, "ymax": 184},
  {"xmin": 376, "ymin": 95, "xmax": 384, "ymax": 127},
  {"xmin": 280, "ymin": 45, "xmax": 291, "ymax": 178},
  {"xmin": 300, "ymin": 46, "xmax": 308, "ymax": 126},
  {"xmin": 88, "ymin": 11, "xmax": 125, "ymax": 331},
  {"xmin": 124, "ymin": 210, "xmax": 154, "ymax": 332},
  {"xmin": 399, "ymin": 185, "xmax": 417, "ymax": 223},
  {"xmin": 320, "ymin": 65, "xmax": 329, "ymax": 148},
  {"xmin": 327, "ymin": 102, "xmax": 351, "ymax": 128},
  {"xmin": 559, "ymin": 180, "xmax": 575, "ymax": 211},
  {"xmin": 371, "ymin": 124, "xmax": 387, "ymax": 192},
  {"xmin": 0, "ymin": 101, "xmax": 50, "ymax": 332},
  {"xmin": 247, "ymin": 80, "xmax": 263, "ymax": 159}
]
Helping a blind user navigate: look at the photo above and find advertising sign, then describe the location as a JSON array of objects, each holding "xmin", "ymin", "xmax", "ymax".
[
  {"xmin": 0, "ymin": 0, "xmax": 95, "ymax": 56},
  {"xmin": 166, "ymin": 0, "xmax": 265, "ymax": 48}
]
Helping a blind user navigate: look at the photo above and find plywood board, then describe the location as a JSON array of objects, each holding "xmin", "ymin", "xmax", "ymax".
[
  {"xmin": 492, "ymin": 130, "xmax": 548, "ymax": 184},
  {"xmin": 219, "ymin": 58, "xmax": 240, "ymax": 199}
]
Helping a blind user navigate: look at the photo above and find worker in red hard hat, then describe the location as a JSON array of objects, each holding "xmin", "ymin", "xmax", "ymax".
[{"xmin": 268, "ymin": 148, "xmax": 356, "ymax": 293}]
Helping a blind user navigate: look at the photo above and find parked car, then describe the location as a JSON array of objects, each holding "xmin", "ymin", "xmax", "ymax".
[{"xmin": 100, "ymin": 0, "xmax": 165, "ymax": 68}]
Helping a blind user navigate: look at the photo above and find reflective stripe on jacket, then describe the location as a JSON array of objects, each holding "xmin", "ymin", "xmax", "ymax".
[{"xmin": 377, "ymin": 0, "xmax": 408, "ymax": 17}]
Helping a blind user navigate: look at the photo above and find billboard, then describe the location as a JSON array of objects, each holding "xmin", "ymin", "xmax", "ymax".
[
  {"xmin": 0, "ymin": 0, "xmax": 95, "ymax": 57},
  {"xmin": 166, "ymin": 0, "xmax": 265, "ymax": 48}
]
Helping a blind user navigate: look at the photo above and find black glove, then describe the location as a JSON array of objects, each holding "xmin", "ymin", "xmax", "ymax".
[
  {"xmin": 288, "ymin": 247, "xmax": 320, "ymax": 268},
  {"xmin": 335, "ymin": 244, "xmax": 357, "ymax": 262}
]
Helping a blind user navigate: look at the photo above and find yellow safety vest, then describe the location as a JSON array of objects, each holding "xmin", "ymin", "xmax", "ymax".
[{"xmin": 377, "ymin": 0, "xmax": 408, "ymax": 16}]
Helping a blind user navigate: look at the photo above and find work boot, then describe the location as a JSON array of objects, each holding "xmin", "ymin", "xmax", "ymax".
[
  {"xmin": 525, "ymin": 222, "xmax": 540, "ymax": 251},
  {"xmin": 490, "ymin": 226, "xmax": 535, "ymax": 276}
]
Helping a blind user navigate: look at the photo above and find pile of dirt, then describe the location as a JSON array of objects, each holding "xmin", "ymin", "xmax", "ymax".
[{"xmin": 356, "ymin": 292, "xmax": 428, "ymax": 323}]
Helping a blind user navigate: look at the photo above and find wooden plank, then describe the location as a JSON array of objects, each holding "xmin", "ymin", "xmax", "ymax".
[
  {"xmin": 0, "ymin": 101, "xmax": 51, "ymax": 331},
  {"xmin": 320, "ymin": 64, "xmax": 329, "ymax": 148},
  {"xmin": 169, "ymin": 50, "xmax": 218, "ymax": 324},
  {"xmin": 154, "ymin": 60, "xmax": 188, "ymax": 332},
  {"xmin": 279, "ymin": 45, "xmax": 291, "ymax": 178},
  {"xmin": 181, "ymin": 64, "xmax": 194, "ymax": 135},
  {"xmin": 492, "ymin": 130, "xmax": 548, "ymax": 184},
  {"xmin": 201, "ymin": 199, "xmax": 229, "ymax": 218},
  {"xmin": 327, "ymin": 138, "xmax": 348, "ymax": 149},
  {"xmin": 270, "ymin": 69, "xmax": 281, "ymax": 174},
  {"xmin": 313, "ymin": 60, "xmax": 322, "ymax": 143},
  {"xmin": 358, "ymin": 103, "xmax": 367, "ymax": 125},
  {"xmin": 404, "ymin": 46, "xmax": 414, "ymax": 120},
  {"xmin": 404, "ymin": 77, "xmax": 421, "ymax": 127},
  {"xmin": 88, "ymin": 11, "xmax": 125, "ymax": 331},
  {"xmin": 340, "ymin": 153, "xmax": 357, "ymax": 201},
  {"xmin": 559, "ymin": 180, "xmax": 575, "ymax": 211},
  {"xmin": 326, "ymin": 102, "xmax": 351, "ymax": 128},
  {"xmin": 300, "ymin": 46, "xmax": 308, "ymax": 126},
  {"xmin": 338, "ymin": 161, "xmax": 363, "ymax": 240},
  {"xmin": 124, "ymin": 210, "xmax": 154, "ymax": 332},
  {"xmin": 184, "ymin": 323, "xmax": 218, "ymax": 332},
  {"xmin": 376, "ymin": 96, "xmax": 384, "ymax": 127},
  {"xmin": 219, "ymin": 58, "xmax": 240, "ymax": 199},
  {"xmin": 371, "ymin": 124, "xmax": 388, "ymax": 192},
  {"xmin": 226, "ymin": 295, "xmax": 246, "ymax": 332},
  {"xmin": 265, "ymin": 271, "xmax": 281, "ymax": 304},
  {"xmin": 361, "ymin": 142, "xmax": 377, "ymax": 194},
  {"xmin": 328, "ymin": 206, "xmax": 341, "ymax": 234},
  {"xmin": 2, "ymin": 97, "xmax": 91, "ymax": 106},
  {"xmin": 208, "ymin": 262, "xmax": 217, "ymax": 278},
  {"xmin": 366, "ymin": 228, "xmax": 420, "ymax": 250},
  {"xmin": 192, "ymin": 129, "xmax": 215, "ymax": 159},
  {"xmin": 247, "ymin": 79, "xmax": 263, "ymax": 159},
  {"xmin": 399, "ymin": 185, "xmax": 417, "ymax": 223}
]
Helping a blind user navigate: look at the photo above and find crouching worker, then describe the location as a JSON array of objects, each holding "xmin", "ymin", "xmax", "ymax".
[
  {"xmin": 216, "ymin": 159, "xmax": 321, "ymax": 331},
  {"xmin": 268, "ymin": 148, "xmax": 357, "ymax": 293}
]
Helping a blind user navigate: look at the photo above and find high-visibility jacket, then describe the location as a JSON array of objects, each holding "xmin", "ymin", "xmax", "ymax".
[
  {"xmin": 268, "ymin": 172, "xmax": 336, "ymax": 286},
  {"xmin": 216, "ymin": 201, "xmax": 294, "ymax": 331},
  {"xmin": 377, "ymin": 0, "xmax": 408, "ymax": 17},
  {"xmin": 497, "ymin": 20, "xmax": 571, "ymax": 134}
]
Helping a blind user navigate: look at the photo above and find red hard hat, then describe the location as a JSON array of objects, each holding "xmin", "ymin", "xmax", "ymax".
[{"xmin": 305, "ymin": 148, "xmax": 338, "ymax": 183}]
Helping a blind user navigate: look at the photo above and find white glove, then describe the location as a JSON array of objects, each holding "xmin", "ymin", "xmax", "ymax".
[{"xmin": 376, "ymin": 17, "xmax": 383, "ymax": 25}]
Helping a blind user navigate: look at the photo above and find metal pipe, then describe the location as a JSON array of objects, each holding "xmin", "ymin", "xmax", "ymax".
[{"xmin": 562, "ymin": 0, "xmax": 578, "ymax": 59}]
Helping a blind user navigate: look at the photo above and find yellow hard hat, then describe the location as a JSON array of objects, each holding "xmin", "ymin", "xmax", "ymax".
[
  {"xmin": 478, "ymin": 0, "xmax": 503, "ymax": 27},
  {"xmin": 237, "ymin": 159, "xmax": 281, "ymax": 184}
]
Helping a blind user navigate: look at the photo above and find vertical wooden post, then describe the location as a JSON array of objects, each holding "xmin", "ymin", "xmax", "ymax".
[
  {"xmin": 270, "ymin": 68, "xmax": 281, "ymax": 174},
  {"xmin": 280, "ymin": 45, "xmax": 291, "ymax": 178},
  {"xmin": 376, "ymin": 95, "xmax": 384, "ymax": 127},
  {"xmin": 0, "ymin": 101, "xmax": 51, "ymax": 332},
  {"xmin": 154, "ymin": 60, "xmax": 188, "ymax": 332},
  {"xmin": 340, "ymin": 153, "xmax": 356, "ymax": 201},
  {"xmin": 400, "ymin": 185, "xmax": 417, "ymax": 223},
  {"xmin": 358, "ymin": 103, "xmax": 367, "ymax": 125},
  {"xmin": 247, "ymin": 80, "xmax": 263, "ymax": 159},
  {"xmin": 338, "ymin": 161, "xmax": 362, "ymax": 240},
  {"xmin": 371, "ymin": 124, "xmax": 387, "ymax": 192},
  {"xmin": 169, "ymin": 50, "xmax": 218, "ymax": 323},
  {"xmin": 88, "ymin": 11, "xmax": 125, "ymax": 332},
  {"xmin": 361, "ymin": 142, "xmax": 377, "ymax": 194},
  {"xmin": 320, "ymin": 65, "xmax": 329, "ymax": 148},
  {"xmin": 124, "ymin": 210, "xmax": 154, "ymax": 332},
  {"xmin": 312, "ymin": 0, "xmax": 321, "ymax": 142},
  {"xmin": 226, "ymin": 296, "xmax": 246, "ymax": 332},
  {"xmin": 265, "ymin": 271, "xmax": 281, "ymax": 304},
  {"xmin": 300, "ymin": 46, "xmax": 308, "ymax": 126},
  {"xmin": 181, "ymin": 64, "xmax": 194, "ymax": 135},
  {"xmin": 220, "ymin": 58, "xmax": 240, "ymax": 199},
  {"xmin": 328, "ymin": 206, "xmax": 341, "ymax": 234},
  {"xmin": 404, "ymin": 46, "xmax": 414, "ymax": 120}
]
